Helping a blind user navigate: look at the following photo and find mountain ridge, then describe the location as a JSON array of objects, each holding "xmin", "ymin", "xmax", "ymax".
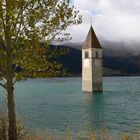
[{"xmin": 54, "ymin": 41, "xmax": 140, "ymax": 76}]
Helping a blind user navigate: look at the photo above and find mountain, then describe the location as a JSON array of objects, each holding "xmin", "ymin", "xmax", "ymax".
[{"xmin": 54, "ymin": 40, "xmax": 140, "ymax": 76}]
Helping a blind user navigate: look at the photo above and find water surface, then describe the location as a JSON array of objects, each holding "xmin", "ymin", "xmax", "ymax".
[{"xmin": 0, "ymin": 77, "xmax": 140, "ymax": 136}]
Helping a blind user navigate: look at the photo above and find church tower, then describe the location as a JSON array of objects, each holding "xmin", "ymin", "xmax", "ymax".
[{"xmin": 82, "ymin": 26, "xmax": 103, "ymax": 92}]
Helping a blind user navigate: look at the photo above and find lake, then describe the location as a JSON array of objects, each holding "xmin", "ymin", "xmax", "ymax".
[{"xmin": 0, "ymin": 77, "xmax": 140, "ymax": 137}]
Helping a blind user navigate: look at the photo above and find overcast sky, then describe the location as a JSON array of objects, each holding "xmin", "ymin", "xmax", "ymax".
[{"xmin": 67, "ymin": 0, "xmax": 140, "ymax": 43}]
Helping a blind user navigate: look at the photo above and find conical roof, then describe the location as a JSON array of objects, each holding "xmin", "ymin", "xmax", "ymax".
[{"xmin": 83, "ymin": 26, "xmax": 102, "ymax": 49}]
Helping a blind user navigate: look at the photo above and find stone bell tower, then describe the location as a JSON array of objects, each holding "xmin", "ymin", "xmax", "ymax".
[{"xmin": 82, "ymin": 26, "xmax": 103, "ymax": 92}]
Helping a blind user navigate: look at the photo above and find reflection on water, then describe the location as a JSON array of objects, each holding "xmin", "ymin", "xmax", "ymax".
[
  {"xmin": 0, "ymin": 77, "xmax": 140, "ymax": 136},
  {"xmin": 83, "ymin": 92, "xmax": 105, "ymax": 130}
]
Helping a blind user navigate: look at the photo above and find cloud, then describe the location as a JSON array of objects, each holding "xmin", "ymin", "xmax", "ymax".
[{"xmin": 68, "ymin": 0, "xmax": 140, "ymax": 43}]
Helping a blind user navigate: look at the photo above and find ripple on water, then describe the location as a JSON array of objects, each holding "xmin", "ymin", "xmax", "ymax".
[{"xmin": 0, "ymin": 77, "xmax": 140, "ymax": 136}]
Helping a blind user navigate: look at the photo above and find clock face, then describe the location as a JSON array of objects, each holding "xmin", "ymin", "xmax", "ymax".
[{"xmin": 84, "ymin": 59, "xmax": 89, "ymax": 68}]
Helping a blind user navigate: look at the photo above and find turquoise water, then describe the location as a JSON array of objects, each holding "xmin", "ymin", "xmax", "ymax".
[{"xmin": 0, "ymin": 77, "xmax": 140, "ymax": 136}]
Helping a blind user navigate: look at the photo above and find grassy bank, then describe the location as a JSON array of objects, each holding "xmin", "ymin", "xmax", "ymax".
[{"xmin": 1, "ymin": 112, "xmax": 140, "ymax": 140}]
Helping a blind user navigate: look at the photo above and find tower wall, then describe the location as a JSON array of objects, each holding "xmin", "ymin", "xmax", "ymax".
[
  {"xmin": 82, "ymin": 48, "xmax": 93, "ymax": 92},
  {"xmin": 82, "ymin": 48, "xmax": 103, "ymax": 92}
]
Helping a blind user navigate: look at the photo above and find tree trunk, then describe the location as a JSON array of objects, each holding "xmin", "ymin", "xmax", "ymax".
[
  {"xmin": 7, "ymin": 80, "xmax": 18, "ymax": 140},
  {"xmin": 6, "ymin": 45, "xmax": 18, "ymax": 140},
  {"xmin": 5, "ymin": 2, "xmax": 18, "ymax": 138}
]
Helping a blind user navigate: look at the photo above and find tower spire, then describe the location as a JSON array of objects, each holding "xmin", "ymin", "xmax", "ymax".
[{"xmin": 83, "ymin": 25, "xmax": 102, "ymax": 49}]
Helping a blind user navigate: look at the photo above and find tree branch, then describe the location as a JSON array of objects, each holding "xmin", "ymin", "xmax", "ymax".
[
  {"xmin": 13, "ymin": 79, "xmax": 17, "ymax": 86},
  {"xmin": 0, "ymin": 82, "xmax": 6, "ymax": 89}
]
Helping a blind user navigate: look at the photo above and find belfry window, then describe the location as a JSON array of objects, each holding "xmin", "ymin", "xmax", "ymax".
[
  {"xmin": 96, "ymin": 52, "xmax": 98, "ymax": 58},
  {"xmin": 85, "ymin": 51, "xmax": 89, "ymax": 58}
]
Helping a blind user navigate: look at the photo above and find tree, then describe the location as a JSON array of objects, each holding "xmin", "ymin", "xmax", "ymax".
[{"xmin": 0, "ymin": 0, "xmax": 82, "ymax": 139}]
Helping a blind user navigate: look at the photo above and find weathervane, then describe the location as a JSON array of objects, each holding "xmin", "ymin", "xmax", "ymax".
[{"xmin": 90, "ymin": 17, "xmax": 93, "ymax": 26}]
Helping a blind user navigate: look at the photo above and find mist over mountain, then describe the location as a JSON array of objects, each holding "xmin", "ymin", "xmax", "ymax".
[{"xmin": 55, "ymin": 40, "xmax": 140, "ymax": 76}]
